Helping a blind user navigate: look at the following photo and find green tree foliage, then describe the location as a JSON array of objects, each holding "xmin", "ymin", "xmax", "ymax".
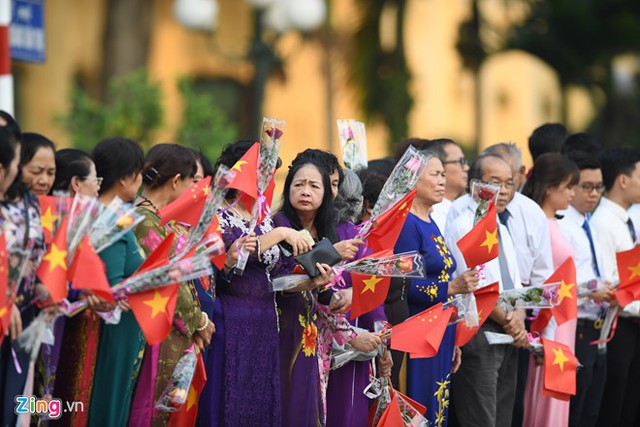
[
  {"xmin": 175, "ymin": 78, "xmax": 238, "ymax": 163},
  {"xmin": 60, "ymin": 69, "xmax": 163, "ymax": 150}
]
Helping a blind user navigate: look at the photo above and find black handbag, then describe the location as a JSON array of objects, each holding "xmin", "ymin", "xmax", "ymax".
[{"xmin": 294, "ymin": 238, "xmax": 342, "ymax": 278}]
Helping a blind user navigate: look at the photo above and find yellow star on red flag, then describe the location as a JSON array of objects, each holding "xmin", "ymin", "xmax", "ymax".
[
  {"xmin": 557, "ymin": 280, "xmax": 575, "ymax": 303},
  {"xmin": 480, "ymin": 229, "xmax": 498, "ymax": 253},
  {"xmin": 552, "ymin": 346, "xmax": 570, "ymax": 371},
  {"xmin": 43, "ymin": 244, "xmax": 67, "ymax": 271},
  {"xmin": 143, "ymin": 290, "xmax": 169, "ymax": 319},
  {"xmin": 628, "ymin": 262, "xmax": 640, "ymax": 280},
  {"xmin": 361, "ymin": 275, "xmax": 383, "ymax": 294}
]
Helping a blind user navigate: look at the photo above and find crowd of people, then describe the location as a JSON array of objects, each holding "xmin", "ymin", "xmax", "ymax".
[{"xmin": 0, "ymin": 109, "xmax": 638, "ymax": 427}]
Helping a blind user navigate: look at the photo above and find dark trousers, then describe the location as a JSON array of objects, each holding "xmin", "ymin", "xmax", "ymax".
[
  {"xmin": 596, "ymin": 317, "xmax": 640, "ymax": 427},
  {"xmin": 569, "ymin": 320, "xmax": 606, "ymax": 427},
  {"xmin": 0, "ymin": 338, "xmax": 30, "ymax": 427},
  {"xmin": 510, "ymin": 319, "xmax": 531, "ymax": 427},
  {"xmin": 451, "ymin": 320, "xmax": 518, "ymax": 427}
]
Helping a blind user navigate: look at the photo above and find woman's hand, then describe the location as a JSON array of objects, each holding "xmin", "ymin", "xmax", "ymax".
[
  {"xmin": 333, "ymin": 238, "xmax": 365, "ymax": 262},
  {"xmin": 447, "ymin": 268, "xmax": 479, "ymax": 296},
  {"xmin": 225, "ymin": 233, "xmax": 258, "ymax": 268},
  {"xmin": 280, "ymin": 228, "xmax": 313, "ymax": 256},
  {"xmin": 80, "ymin": 290, "xmax": 114, "ymax": 313},
  {"xmin": 194, "ymin": 316, "xmax": 215, "ymax": 351},
  {"xmin": 452, "ymin": 346, "xmax": 462, "ymax": 373},
  {"xmin": 311, "ymin": 263, "xmax": 334, "ymax": 288},
  {"xmin": 329, "ymin": 288, "xmax": 352, "ymax": 314},
  {"xmin": 9, "ymin": 304, "xmax": 22, "ymax": 340},
  {"xmin": 349, "ymin": 331, "xmax": 382, "ymax": 353},
  {"xmin": 377, "ymin": 350, "xmax": 393, "ymax": 378}
]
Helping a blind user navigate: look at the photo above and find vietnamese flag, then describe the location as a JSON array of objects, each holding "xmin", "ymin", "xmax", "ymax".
[
  {"xmin": 226, "ymin": 142, "xmax": 259, "ymax": 200},
  {"xmin": 542, "ymin": 338, "xmax": 578, "ymax": 400},
  {"xmin": 376, "ymin": 392, "xmax": 404, "ymax": 427},
  {"xmin": 135, "ymin": 233, "xmax": 175, "ymax": 275},
  {"xmin": 456, "ymin": 201, "xmax": 499, "ymax": 268},
  {"xmin": 391, "ymin": 303, "xmax": 454, "ymax": 358},
  {"xmin": 531, "ymin": 257, "xmax": 578, "ymax": 333},
  {"xmin": 455, "ymin": 282, "xmax": 500, "ymax": 347},
  {"xmin": 204, "ymin": 215, "xmax": 227, "ymax": 272},
  {"xmin": 129, "ymin": 283, "xmax": 179, "ymax": 345},
  {"xmin": 367, "ymin": 189, "xmax": 417, "ymax": 253},
  {"xmin": 168, "ymin": 352, "xmax": 207, "ymax": 427},
  {"xmin": 159, "ymin": 176, "xmax": 212, "ymax": 227},
  {"xmin": 350, "ymin": 273, "xmax": 391, "ymax": 320},
  {"xmin": 37, "ymin": 195, "xmax": 60, "ymax": 245},
  {"xmin": 69, "ymin": 237, "xmax": 114, "ymax": 304},
  {"xmin": 36, "ymin": 218, "xmax": 69, "ymax": 303},
  {"xmin": 614, "ymin": 246, "xmax": 640, "ymax": 307}
]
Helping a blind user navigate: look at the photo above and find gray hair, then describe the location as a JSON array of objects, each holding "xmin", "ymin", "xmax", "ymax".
[
  {"xmin": 335, "ymin": 168, "xmax": 364, "ymax": 223},
  {"xmin": 482, "ymin": 142, "xmax": 522, "ymax": 171}
]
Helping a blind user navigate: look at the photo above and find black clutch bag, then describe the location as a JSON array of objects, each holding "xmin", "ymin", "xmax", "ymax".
[{"xmin": 295, "ymin": 238, "xmax": 342, "ymax": 278}]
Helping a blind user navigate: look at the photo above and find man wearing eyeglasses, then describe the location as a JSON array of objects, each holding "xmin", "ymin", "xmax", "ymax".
[
  {"xmin": 557, "ymin": 151, "xmax": 611, "ymax": 427},
  {"xmin": 426, "ymin": 139, "xmax": 469, "ymax": 233}
]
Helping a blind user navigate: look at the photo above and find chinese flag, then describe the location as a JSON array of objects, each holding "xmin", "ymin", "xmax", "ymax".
[
  {"xmin": 168, "ymin": 352, "xmax": 208, "ymax": 427},
  {"xmin": 455, "ymin": 282, "xmax": 500, "ymax": 347},
  {"xmin": 542, "ymin": 338, "xmax": 578, "ymax": 400},
  {"xmin": 367, "ymin": 189, "xmax": 417, "ymax": 253},
  {"xmin": 37, "ymin": 195, "xmax": 60, "ymax": 245},
  {"xmin": 0, "ymin": 235, "xmax": 10, "ymax": 340},
  {"xmin": 69, "ymin": 236, "xmax": 114, "ymax": 304},
  {"xmin": 531, "ymin": 257, "xmax": 578, "ymax": 333},
  {"xmin": 614, "ymin": 246, "xmax": 640, "ymax": 307},
  {"xmin": 159, "ymin": 176, "xmax": 212, "ymax": 227},
  {"xmin": 391, "ymin": 303, "xmax": 454, "ymax": 358},
  {"xmin": 135, "ymin": 233, "xmax": 175, "ymax": 275},
  {"xmin": 226, "ymin": 142, "xmax": 259, "ymax": 201},
  {"xmin": 350, "ymin": 273, "xmax": 391, "ymax": 320},
  {"xmin": 129, "ymin": 283, "xmax": 179, "ymax": 345},
  {"xmin": 456, "ymin": 201, "xmax": 499, "ymax": 268},
  {"xmin": 36, "ymin": 218, "xmax": 69, "ymax": 303}
]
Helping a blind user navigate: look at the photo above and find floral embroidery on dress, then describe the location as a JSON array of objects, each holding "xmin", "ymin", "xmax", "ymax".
[
  {"xmin": 433, "ymin": 373, "xmax": 451, "ymax": 427},
  {"xmin": 432, "ymin": 234, "xmax": 454, "ymax": 283},
  {"xmin": 300, "ymin": 314, "xmax": 318, "ymax": 357},
  {"xmin": 416, "ymin": 283, "xmax": 439, "ymax": 301}
]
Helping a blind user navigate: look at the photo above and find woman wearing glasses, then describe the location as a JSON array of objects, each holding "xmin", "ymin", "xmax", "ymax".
[{"xmin": 51, "ymin": 149, "xmax": 102, "ymax": 197}]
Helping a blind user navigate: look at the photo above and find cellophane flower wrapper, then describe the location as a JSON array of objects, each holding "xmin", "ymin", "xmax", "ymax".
[
  {"xmin": 484, "ymin": 331, "xmax": 543, "ymax": 357},
  {"xmin": 235, "ymin": 118, "xmax": 285, "ymax": 275},
  {"xmin": 89, "ymin": 197, "xmax": 145, "ymax": 253},
  {"xmin": 498, "ymin": 281, "xmax": 561, "ymax": 311},
  {"xmin": 271, "ymin": 274, "xmax": 309, "ymax": 292},
  {"xmin": 341, "ymin": 251, "xmax": 425, "ymax": 278},
  {"xmin": 178, "ymin": 165, "xmax": 234, "ymax": 259},
  {"xmin": 458, "ymin": 263, "xmax": 490, "ymax": 327},
  {"xmin": 395, "ymin": 390, "xmax": 430, "ymax": 427},
  {"xmin": 470, "ymin": 180, "xmax": 500, "ymax": 226},
  {"xmin": 331, "ymin": 327, "xmax": 379, "ymax": 370},
  {"xmin": 357, "ymin": 146, "xmax": 428, "ymax": 239},
  {"xmin": 337, "ymin": 119, "xmax": 368, "ymax": 171},
  {"xmin": 67, "ymin": 193, "xmax": 102, "ymax": 261},
  {"xmin": 155, "ymin": 346, "xmax": 198, "ymax": 412},
  {"xmin": 15, "ymin": 312, "xmax": 57, "ymax": 362},
  {"xmin": 443, "ymin": 295, "xmax": 467, "ymax": 324},
  {"xmin": 368, "ymin": 377, "xmax": 392, "ymax": 427}
]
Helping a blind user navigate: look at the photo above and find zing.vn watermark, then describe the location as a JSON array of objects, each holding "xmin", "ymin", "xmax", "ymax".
[{"xmin": 14, "ymin": 396, "xmax": 84, "ymax": 419}]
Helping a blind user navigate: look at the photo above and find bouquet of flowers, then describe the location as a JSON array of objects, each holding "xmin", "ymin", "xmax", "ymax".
[
  {"xmin": 443, "ymin": 295, "xmax": 468, "ymax": 324},
  {"xmin": 470, "ymin": 180, "xmax": 500, "ymax": 225},
  {"xmin": 357, "ymin": 146, "xmax": 428, "ymax": 240},
  {"xmin": 337, "ymin": 119, "xmax": 368, "ymax": 171},
  {"xmin": 484, "ymin": 331, "xmax": 543, "ymax": 356},
  {"xmin": 369, "ymin": 385, "xmax": 429, "ymax": 427},
  {"xmin": 89, "ymin": 197, "xmax": 145, "ymax": 253},
  {"xmin": 340, "ymin": 251, "xmax": 425, "ymax": 278},
  {"xmin": 177, "ymin": 165, "xmax": 234, "ymax": 259},
  {"xmin": 15, "ymin": 311, "xmax": 57, "ymax": 362},
  {"xmin": 155, "ymin": 345, "xmax": 198, "ymax": 412},
  {"xmin": 67, "ymin": 193, "xmax": 103, "ymax": 259},
  {"xmin": 271, "ymin": 274, "xmax": 310, "ymax": 292},
  {"xmin": 235, "ymin": 117, "xmax": 285, "ymax": 275},
  {"xmin": 498, "ymin": 281, "xmax": 561, "ymax": 311}
]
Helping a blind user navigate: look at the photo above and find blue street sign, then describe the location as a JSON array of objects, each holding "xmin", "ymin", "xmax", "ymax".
[{"xmin": 10, "ymin": 0, "xmax": 45, "ymax": 63}]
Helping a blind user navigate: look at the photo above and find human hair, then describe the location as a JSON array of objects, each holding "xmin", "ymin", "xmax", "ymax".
[
  {"xmin": 467, "ymin": 154, "xmax": 506, "ymax": 191},
  {"xmin": 564, "ymin": 150, "xmax": 601, "ymax": 171},
  {"xmin": 52, "ymin": 149, "xmax": 94, "ymax": 193},
  {"xmin": 0, "ymin": 110, "xmax": 22, "ymax": 142},
  {"xmin": 92, "ymin": 137, "xmax": 144, "ymax": 194},
  {"xmin": 482, "ymin": 142, "xmax": 523, "ymax": 171},
  {"xmin": 0, "ymin": 120, "xmax": 28, "ymax": 200},
  {"xmin": 215, "ymin": 139, "xmax": 258, "ymax": 200},
  {"xmin": 334, "ymin": 168, "xmax": 363, "ymax": 224},
  {"xmin": 291, "ymin": 149, "xmax": 344, "ymax": 186},
  {"xmin": 141, "ymin": 143, "xmax": 197, "ymax": 189},
  {"xmin": 194, "ymin": 150, "xmax": 215, "ymax": 177},
  {"xmin": 528, "ymin": 123, "xmax": 568, "ymax": 161},
  {"xmin": 356, "ymin": 168, "xmax": 387, "ymax": 214},
  {"xmin": 21, "ymin": 132, "xmax": 55, "ymax": 165},
  {"xmin": 280, "ymin": 160, "xmax": 338, "ymax": 242},
  {"xmin": 561, "ymin": 133, "xmax": 603, "ymax": 157},
  {"xmin": 600, "ymin": 147, "xmax": 640, "ymax": 192},
  {"xmin": 367, "ymin": 158, "xmax": 395, "ymax": 178},
  {"xmin": 521, "ymin": 153, "xmax": 579, "ymax": 206}
]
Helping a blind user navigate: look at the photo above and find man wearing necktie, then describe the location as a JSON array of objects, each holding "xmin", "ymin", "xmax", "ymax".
[
  {"xmin": 557, "ymin": 151, "xmax": 612, "ymax": 427},
  {"xmin": 590, "ymin": 148, "xmax": 640, "ymax": 427}
]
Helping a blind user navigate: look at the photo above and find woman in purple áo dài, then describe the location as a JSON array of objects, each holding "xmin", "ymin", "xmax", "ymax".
[{"xmin": 199, "ymin": 140, "xmax": 315, "ymax": 426}]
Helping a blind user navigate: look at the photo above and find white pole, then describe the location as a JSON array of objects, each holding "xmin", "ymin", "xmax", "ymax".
[{"xmin": 0, "ymin": 0, "xmax": 13, "ymax": 116}]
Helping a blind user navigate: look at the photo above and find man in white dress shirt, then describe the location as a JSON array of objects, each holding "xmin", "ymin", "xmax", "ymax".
[
  {"xmin": 557, "ymin": 151, "xmax": 611, "ymax": 427},
  {"xmin": 447, "ymin": 154, "xmax": 527, "ymax": 427},
  {"xmin": 591, "ymin": 148, "xmax": 640, "ymax": 427},
  {"xmin": 426, "ymin": 139, "xmax": 469, "ymax": 233}
]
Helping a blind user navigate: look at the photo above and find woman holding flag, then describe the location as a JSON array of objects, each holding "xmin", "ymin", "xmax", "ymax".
[{"xmin": 385, "ymin": 151, "xmax": 479, "ymax": 427}]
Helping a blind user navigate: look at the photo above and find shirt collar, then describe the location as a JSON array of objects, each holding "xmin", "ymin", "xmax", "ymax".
[
  {"xmin": 598, "ymin": 197, "xmax": 629, "ymax": 222},
  {"xmin": 563, "ymin": 205, "xmax": 586, "ymax": 226}
]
